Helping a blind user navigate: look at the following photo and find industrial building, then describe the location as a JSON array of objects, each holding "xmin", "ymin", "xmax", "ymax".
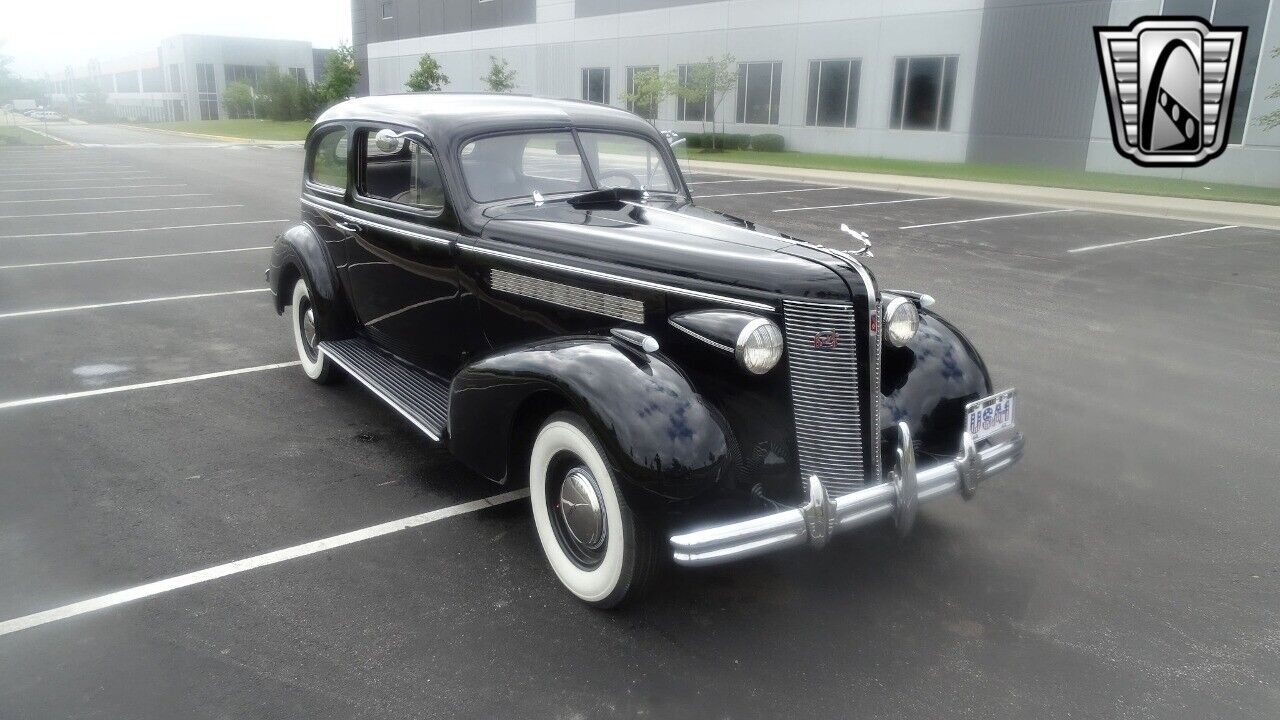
[
  {"xmin": 351, "ymin": 0, "xmax": 1278, "ymax": 186},
  {"xmin": 51, "ymin": 35, "xmax": 332, "ymax": 123}
]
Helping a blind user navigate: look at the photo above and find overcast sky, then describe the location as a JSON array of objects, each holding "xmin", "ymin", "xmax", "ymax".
[{"xmin": 4, "ymin": 0, "xmax": 351, "ymax": 77}]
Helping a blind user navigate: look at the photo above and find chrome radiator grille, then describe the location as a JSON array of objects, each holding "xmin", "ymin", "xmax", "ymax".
[{"xmin": 782, "ymin": 300, "xmax": 865, "ymax": 496}]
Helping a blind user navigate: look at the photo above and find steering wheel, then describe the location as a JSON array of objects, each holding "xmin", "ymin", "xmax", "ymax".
[{"xmin": 596, "ymin": 169, "xmax": 641, "ymax": 189}]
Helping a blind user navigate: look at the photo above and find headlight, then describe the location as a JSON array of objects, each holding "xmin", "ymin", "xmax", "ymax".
[
  {"xmin": 884, "ymin": 296, "xmax": 920, "ymax": 347},
  {"xmin": 735, "ymin": 318, "xmax": 784, "ymax": 375}
]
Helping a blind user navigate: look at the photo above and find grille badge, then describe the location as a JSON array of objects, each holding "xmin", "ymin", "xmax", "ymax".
[{"xmin": 812, "ymin": 331, "xmax": 841, "ymax": 349}]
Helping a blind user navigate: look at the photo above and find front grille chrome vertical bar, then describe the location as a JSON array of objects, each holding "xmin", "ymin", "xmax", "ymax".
[{"xmin": 783, "ymin": 300, "xmax": 864, "ymax": 496}]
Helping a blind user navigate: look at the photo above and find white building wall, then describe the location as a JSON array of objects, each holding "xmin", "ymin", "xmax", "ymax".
[{"xmin": 367, "ymin": 0, "xmax": 987, "ymax": 162}]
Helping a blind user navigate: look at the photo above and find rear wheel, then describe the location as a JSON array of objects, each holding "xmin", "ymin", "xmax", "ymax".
[
  {"xmin": 290, "ymin": 277, "xmax": 337, "ymax": 384},
  {"xmin": 529, "ymin": 411, "xmax": 660, "ymax": 608}
]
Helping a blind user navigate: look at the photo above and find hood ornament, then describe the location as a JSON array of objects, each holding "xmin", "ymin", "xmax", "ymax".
[{"xmin": 839, "ymin": 223, "xmax": 873, "ymax": 257}]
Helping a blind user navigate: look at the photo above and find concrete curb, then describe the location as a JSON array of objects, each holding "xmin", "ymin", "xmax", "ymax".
[
  {"xmin": 118, "ymin": 124, "xmax": 304, "ymax": 146},
  {"xmin": 686, "ymin": 159, "xmax": 1280, "ymax": 231}
]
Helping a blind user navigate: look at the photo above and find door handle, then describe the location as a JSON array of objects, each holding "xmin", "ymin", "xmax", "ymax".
[{"xmin": 335, "ymin": 221, "xmax": 362, "ymax": 233}]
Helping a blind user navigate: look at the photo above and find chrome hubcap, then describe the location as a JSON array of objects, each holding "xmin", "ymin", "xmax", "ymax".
[
  {"xmin": 558, "ymin": 466, "xmax": 605, "ymax": 550},
  {"xmin": 302, "ymin": 307, "xmax": 318, "ymax": 351}
]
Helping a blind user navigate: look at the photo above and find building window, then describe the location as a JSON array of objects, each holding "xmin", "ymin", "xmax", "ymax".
[
  {"xmin": 1161, "ymin": 0, "xmax": 1269, "ymax": 144},
  {"xmin": 625, "ymin": 66, "xmax": 659, "ymax": 120},
  {"xmin": 290, "ymin": 67, "xmax": 307, "ymax": 84},
  {"xmin": 381, "ymin": 1, "xmax": 394, "ymax": 19},
  {"xmin": 890, "ymin": 55, "xmax": 958, "ymax": 131},
  {"xmin": 224, "ymin": 64, "xmax": 267, "ymax": 90},
  {"xmin": 168, "ymin": 64, "xmax": 182, "ymax": 93},
  {"xmin": 735, "ymin": 61, "xmax": 782, "ymax": 125},
  {"xmin": 195, "ymin": 63, "xmax": 219, "ymax": 120},
  {"xmin": 677, "ymin": 64, "xmax": 714, "ymax": 122},
  {"xmin": 581, "ymin": 67, "xmax": 610, "ymax": 105},
  {"xmin": 806, "ymin": 59, "xmax": 860, "ymax": 128}
]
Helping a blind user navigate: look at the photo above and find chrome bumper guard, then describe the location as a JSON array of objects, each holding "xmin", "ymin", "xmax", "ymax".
[{"xmin": 670, "ymin": 423, "xmax": 1026, "ymax": 567}]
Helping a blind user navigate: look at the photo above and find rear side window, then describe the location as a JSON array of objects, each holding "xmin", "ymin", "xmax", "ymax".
[
  {"xmin": 360, "ymin": 133, "xmax": 446, "ymax": 212},
  {"xmin": 309, "ymin": 128, "xmax": 349, "ymax": 190}
]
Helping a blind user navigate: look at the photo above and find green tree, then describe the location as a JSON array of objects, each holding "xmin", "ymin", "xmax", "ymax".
[
  {"xmin": 315, "ymin": 43, "xmax": 359, "ymax": 106},
  {"xmin": 222, "ymin": 81, "xmax": 256, "ymax": 119},
  {"xmin": 259, "ymin": 65, "xmax": 318, "ymax": 121},
  {"xmin": 406, "ymin": 53, "xmax": 449, "ymax": 92},
  {"xmin": 1258, "ymin": 46, "xmax": 1280, "ymax": 132},
  {"xmin": 482, "ymin": 55, "xmax": 517, "ymax": 93},
  {"xmin": 676, "ymin": 55, "xmax": 737, "ymax": 149},
  {"xmin": 621, "ymin": 67, "xmax": 675, "ymax": 124}
]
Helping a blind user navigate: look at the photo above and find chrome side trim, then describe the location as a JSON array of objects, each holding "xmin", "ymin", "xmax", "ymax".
[
  {"xmin": 670, "ymin": 428, "xmax": 1025, "ymax": 567},
  {"xmin": 301, "ymin": 196, "xmax": 453, "ymax": 247},
  {"xmin": 490, "ymin": 268, "xmax": 645, "ymax": 323},
  {"xmin": 666, "ymin": 318, "xmax": 734, "ymax": 353},
  {"xmin": 462, "ymin": 244, "xmax": 776, "ymax": 312}
]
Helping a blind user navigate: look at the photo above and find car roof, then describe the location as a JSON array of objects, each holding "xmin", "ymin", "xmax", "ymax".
[{"xmin": 314, "ymin": 93, "xmax": 663, "ymax": 148}]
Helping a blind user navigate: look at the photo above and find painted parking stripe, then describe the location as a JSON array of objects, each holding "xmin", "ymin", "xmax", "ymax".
[
  {"xmin": 898, "ymin": 208, "xmax": 1073, "ymax": 230},
  {"xmin": 0, "ymin": 218, "xmax": 290, "ymax": 240},
  {"xmin": 0, "ymin": 204, "xmax": 243, "ymax": 220},
  {"xmin": 0, "ymin": 183, "xmax": 186, "ymax": 194},
  {"xmin": 0, "ymin": 488, "xmax": 530, "ymax": 638},
  {"xmin": 1067, "ymin": 225, "xmax": 1239, "ymax": 253},
  {"xmin": 0, "ymin": 361, "xmax": 301, "ymax": 411},
  {"xmin": 774, "ymin": 196, "xmax": 951, "ymax": 213},
  {"xmin": 0, "ymin": 193, "xmax": 213, "ymax": 205},
  {"xmin": 0, "ymin": 176, "xmax": 163, "ymax": 185},
  {"xmin": 686, "ymin": 178, "xmax": 769, "ymax": 185},
  {"xmin": 2, "ymin": 170, "xmax": 147, "ymax": 178},
  {"xmin": 0, "ymin": 246, "xmax": 272, "ymax": 271},
  {"xmin": 0, "ymin": 288, "xmax": 268, "ymax": 320},
  {"xmin": 696, "ymin": 185, "xmax": 848, "ymax": 198}
]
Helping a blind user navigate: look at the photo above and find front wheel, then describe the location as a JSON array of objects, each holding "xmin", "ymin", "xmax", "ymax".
[
  {"xmin": 290, "ymin": 277, "xmax": 337, "ymax": 384},
  {"xmin": 529, "ymin": 411, "xmax": 660, "ymax": 608}
]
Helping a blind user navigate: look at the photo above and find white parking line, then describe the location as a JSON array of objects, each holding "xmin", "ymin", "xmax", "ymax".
[
  {"xmin": 774, "ymin": 196, "xmax": 951, "ymax": 213},
  {"xmin": 0, "ymin": 218, "xmax": 290, "ymax": 240},
  {"xmin": 0, "ymin": 488, "xmax": 530, "ymax": 638},
  {"xmin": 1067, "ymin": 225, "xmax": 1239, "ymax": 253},
  {"xmin": 686, "ymin": 178, "xmax": 769, "ymax": 185},
  {"xmin": 0, "ymin": 204, "xmax": 243, "ymax": 220},
  {"xmin": 0, "ymin": 288, "xmax": 268, "ymax": 320},
  {"xmin": 696, "ymin": 186, "xmax": 849, "ymax": 198},
  {"xmin": 0, "ymin": 361, "xmax": 301, "ymax": 411},
  {"xmin": 0, "ymin": 246, "xmax": 272, "ymax": 271},
  {"xmin": 0, "ymin": 176, "xmax": 163, "ymax": 185},
  {"xmin": 898, "ymin": 208, "xmax": 1073, "ymax": 229},
  {"xmin": 0, "ymin": 193, "xmax": 212, "ymax": 205},
  {"xmin": 2, "ymin": 170, "xmax": 146, "ymax": 178},
  {"xmin": 0, "ymin": 183, "xmax": 185, "ymax": 194}
]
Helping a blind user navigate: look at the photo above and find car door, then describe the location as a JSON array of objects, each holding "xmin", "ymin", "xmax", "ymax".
[{"xmin": 341, "ymin": 125, "xmax": 461, "ymax": 379}]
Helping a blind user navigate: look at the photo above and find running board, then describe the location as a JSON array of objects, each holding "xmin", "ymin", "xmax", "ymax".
[{"xmin": 318, "ymin": 338, "xmax": 449, "ymax": 441}]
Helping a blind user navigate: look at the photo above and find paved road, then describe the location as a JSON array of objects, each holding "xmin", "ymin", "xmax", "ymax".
[{"xmin": 0, "ymin": 125, "xmax": 1277, "ymax": 719}]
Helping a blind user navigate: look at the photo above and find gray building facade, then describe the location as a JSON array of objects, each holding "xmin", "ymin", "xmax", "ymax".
[
  {"xmin": 353, "ymin": 0, "xmax": 1279, "ymax": 186},
  {"xmin": 53, "ymin": 35, "xmax": 322, "ymax": 122}
]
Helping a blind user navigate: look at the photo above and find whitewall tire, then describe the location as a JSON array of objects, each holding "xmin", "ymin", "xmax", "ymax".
[
  {"xmin": 290, "ymin": 277, "xmax": 337, "ymax": 384},
  {"xmin": 529, "ymin": 411, "xmax": 659, "ymax": 608}
]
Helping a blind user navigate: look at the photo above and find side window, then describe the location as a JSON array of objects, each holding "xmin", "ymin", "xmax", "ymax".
[
  {"xmin": 360, "ymin": 131, "xmax": 446, "ymax": 213},
  {"xmin": 309, "ymin": 128, "xmax": 349, "ymax": 190}
]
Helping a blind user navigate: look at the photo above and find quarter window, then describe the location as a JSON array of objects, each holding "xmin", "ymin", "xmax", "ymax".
[
  {"xmin": 806, "ymin": 59, "xmax": 860, "ymax": 128},
  {"xmin": 360, "ymin": 131, "xmax": 446, "ymax": 212},
  {"xmin": 581, "ymin": 67, "xmax": 610, "ymax": 104},
  {"xmin": 309, "ymin": 128, "xmax": 349, "ymax": 190},
  {"xmin": 890, "ymin": 55, "xmax": 958, "ymax": 131},
  {"xmin": 735, "ymin": 61, "xmax": 782, "ymax": 125},
  {"xmin": 626, "ymin": 66, "xmax": 660, "ymax": 120}
]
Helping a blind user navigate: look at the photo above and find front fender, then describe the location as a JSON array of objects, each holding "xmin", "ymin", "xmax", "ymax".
[
  {"xmin": 268, "ymin": 223, "xmax": 355, "ymax": 338},
  {"xmin": 880, "ymin": 309, "xmax": 993, "ymax": 459},
  {"xmin": 449, "ymin": 337, "xmax": 731, "ymax": 509}
]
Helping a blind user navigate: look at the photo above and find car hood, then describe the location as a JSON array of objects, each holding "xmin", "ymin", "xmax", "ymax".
[{"xmin": 477, "ymin": 200, "xmax": 864, "ymax": 305}]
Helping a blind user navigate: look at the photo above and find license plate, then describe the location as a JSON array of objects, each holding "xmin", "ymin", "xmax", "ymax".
[{"xmin": 965, "ymin": 390, "xmax": 1016, "ymax": 442}]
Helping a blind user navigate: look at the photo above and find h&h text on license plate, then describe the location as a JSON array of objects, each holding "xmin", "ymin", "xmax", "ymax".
[{"xmin": 965, "ymin": 389, "xmax": 1016, "ymax": 442}]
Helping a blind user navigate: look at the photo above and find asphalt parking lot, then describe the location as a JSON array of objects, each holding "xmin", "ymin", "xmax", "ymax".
[{"xmin": 2, "ymin": 123, "xmax": 1278, "ymax": 719}]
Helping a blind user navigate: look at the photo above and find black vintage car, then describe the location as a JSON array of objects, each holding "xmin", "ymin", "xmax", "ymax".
[{"xmin": 267, "ymin": 93, "xmax": 1024, "ymax": 607}]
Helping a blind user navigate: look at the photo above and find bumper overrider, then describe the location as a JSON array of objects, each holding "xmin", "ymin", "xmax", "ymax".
[{"xmin": 669, "ymin": 422, "xmax": 1026, "ymax": 566}]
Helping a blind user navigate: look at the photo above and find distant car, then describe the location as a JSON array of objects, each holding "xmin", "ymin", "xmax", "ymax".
[
  {"xmin": 30, "ymin": 110, "xmax": 63, "ymax": 121},
  {"xmin": 267, "ymin": 93, "xmax": 1024, "ymax": 607}
]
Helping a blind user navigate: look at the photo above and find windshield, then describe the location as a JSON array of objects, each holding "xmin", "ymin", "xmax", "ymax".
[{"xmin": 460, "ymin": 130, "xmax": 681, "ymax": 203}]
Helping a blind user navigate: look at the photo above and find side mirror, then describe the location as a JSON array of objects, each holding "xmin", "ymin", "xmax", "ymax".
[{"xmin": 374, "ymin": 128, "xmax": 404, "ymax": 154}]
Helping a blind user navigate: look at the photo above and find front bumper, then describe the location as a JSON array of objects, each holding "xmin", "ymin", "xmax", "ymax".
[{"xmin": 669, "ymin": 424, "xmax": 1025, "ymax": 567}]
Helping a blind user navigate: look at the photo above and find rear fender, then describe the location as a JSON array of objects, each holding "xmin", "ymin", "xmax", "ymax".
[{"xmin": 269, "ymin": 223, "xmax": 355, "ymax": 338}]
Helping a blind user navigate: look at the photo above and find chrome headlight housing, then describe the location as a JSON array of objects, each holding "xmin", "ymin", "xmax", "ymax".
[
  {"xmin": 735, "ymin": 318, "xmax": 784, "ymax": 375},
  {"xmin": 884, "ymin": 296, "xmax": 920, "ymax": 347}
]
